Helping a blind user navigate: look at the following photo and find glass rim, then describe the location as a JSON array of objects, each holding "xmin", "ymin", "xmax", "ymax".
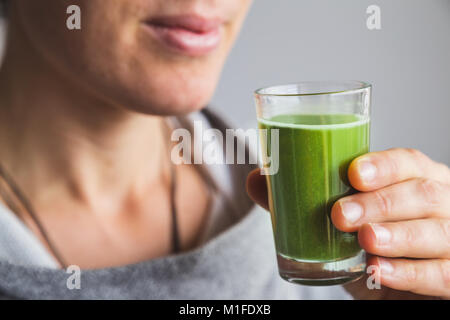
[{"xmin": 254, "ymin": 80, "xmax": 372, "ymax": 97}]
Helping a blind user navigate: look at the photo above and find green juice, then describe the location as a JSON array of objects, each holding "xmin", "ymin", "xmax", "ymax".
[{"xmin": 259, "ymin": 114, "xmax": 370, "ymax": 262}]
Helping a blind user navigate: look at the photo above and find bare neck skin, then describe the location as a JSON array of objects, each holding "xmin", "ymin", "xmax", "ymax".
[
  {"xmin": 0, "ymin": 20, "xmax": 168, "ymax": 215},
  {"xmin": 0, "ymin": 16, "xmax": 210, "ymax": 269}
]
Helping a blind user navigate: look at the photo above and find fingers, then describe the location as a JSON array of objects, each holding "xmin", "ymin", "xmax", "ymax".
[
  {"xmin": 348, "ymin": 148, "xmax": 450, "ymax": 192},
  {"xmin": 368, "ymin": 256, "xmax": 450, "ymax": 299},
  {"xmin": 246, "ymin": 168, "xmax": 269, "ymax": 211},
  {"xmin": 358, "ymin": 219, "xmax": 450, "ymax": 259},
  {"xmin": 331, "ymin": 177, "xmax": 450, "ymax": 232}
]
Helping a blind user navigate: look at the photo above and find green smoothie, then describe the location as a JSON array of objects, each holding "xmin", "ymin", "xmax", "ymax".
[{"xmin": 259, "ymin": 114, "xmax": 370, "ymax": 262}]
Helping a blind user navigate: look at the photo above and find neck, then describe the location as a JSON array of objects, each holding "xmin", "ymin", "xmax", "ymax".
[{"xmin": 0, "ymin": 18, "xmax": 169, "ymax": 212}]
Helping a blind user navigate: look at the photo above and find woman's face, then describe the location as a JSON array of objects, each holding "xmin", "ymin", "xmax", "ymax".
[{"xmin": 12, "ymin": 0, "xmax": 252, "ymax": 115}]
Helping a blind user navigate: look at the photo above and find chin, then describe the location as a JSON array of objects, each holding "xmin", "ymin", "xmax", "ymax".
[
  {"xmin": 119, "ymin": 87, "xmax": 214, "ymax": 117},
  {"xmin": 131, "ymin": 78, "xmax": 218, "ymax": 116}
]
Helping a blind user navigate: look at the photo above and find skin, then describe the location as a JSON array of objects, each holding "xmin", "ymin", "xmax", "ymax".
[
  {"xmin": 0, "ymin": 0, "xmax": 448, "ymax": 300},
  {"xmin": 247, "ymin": 148, "xmax": 450, "ymax": 299},
  {"xmin": 0, "ymin": 0, "xmax": 251, "ymax": 269}
]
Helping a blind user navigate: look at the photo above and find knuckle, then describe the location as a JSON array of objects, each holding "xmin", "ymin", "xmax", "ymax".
[
  {"xmin": 403, "ymin": 262, "xmax": 430, "ymax": 292},
  {"xmin": 436, "ymin": 162, "xmax": 449, "ymax": 173},
  {"xmin": 404, "ymin": 148, "xmax": 429, "ymax": 175},
  {"xmin": 373, "ymin": 189, "xmax": 392, "ymax": 218},
  {"xmin": 404, "ymin": 148, "xmax": 427, "ymax": 160},
  {"xmin": 404, "ymin": 148, "xmax": 430, "ymax": 166},
  {"xmin": 384, "ymin": 149, "xmax": 400, "ymax": 180},
  {"xmin": 440, "ymin": 260, "xmax": 450, "ymax": 289},
  {"xmin": 436, "ymin": 162, "xmax": 450, "ymax": 183},
  {"xmin": 403, "ymin": 224, "xmax": 417, "ymax": 247},
  {"xmin": 439, "ymin": 221, "xmax": 450, "ymax": 255},
  {"xmin": 403, "ymin": 262, "xmax": 419, "ymax": 287},
  {"xmin": 417, "ymin": 178, "xmax": 443, "ymax": 208}
]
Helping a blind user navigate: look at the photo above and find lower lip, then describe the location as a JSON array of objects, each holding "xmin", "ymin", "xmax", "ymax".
[{"xmin": 143, "ymin": 23, "xmax": 222, "ymax": 57}]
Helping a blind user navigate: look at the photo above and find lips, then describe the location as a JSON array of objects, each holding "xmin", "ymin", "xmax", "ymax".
[{"xmin": 143, "ymin": 15, "xmax": 223, "ymax": 57}]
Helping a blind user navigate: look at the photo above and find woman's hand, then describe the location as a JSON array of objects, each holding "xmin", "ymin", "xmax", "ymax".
[{"xmin": 246, "ymin": 148, "xmax": 450, "ymax": 299}]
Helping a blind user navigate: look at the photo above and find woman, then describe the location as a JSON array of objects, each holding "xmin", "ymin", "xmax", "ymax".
[{"xmin": 0, "ymin": 0, "xmax": 448, "ymax": 299}]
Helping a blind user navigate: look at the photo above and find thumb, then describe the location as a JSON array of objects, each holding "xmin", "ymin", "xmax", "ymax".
[{"xmin": 246, "ymin": 168, "xmax": 269, "ymax": 211}]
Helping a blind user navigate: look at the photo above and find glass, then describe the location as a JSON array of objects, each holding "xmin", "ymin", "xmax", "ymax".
[{"xmin": 254, "ymin": 81, "xmax": 371, "ymax": 285}]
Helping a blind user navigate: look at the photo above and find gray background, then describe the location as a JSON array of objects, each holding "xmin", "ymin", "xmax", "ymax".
[{"xmin": 211, "ymin": 0, "xmax": 450, "ymax": 165}]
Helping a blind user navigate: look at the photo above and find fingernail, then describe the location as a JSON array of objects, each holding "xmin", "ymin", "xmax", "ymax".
[
  {"xmin": 370, "ymin": 224, "xmax": 392, "ymax": 245},
  {"xmin": 378, "ymin": 258, "xmax": 394, "ymax": 275},
  {"xmin": 340, "ymin": 201, "xmax": 363, "ymax": 224},
  {"xmin": 358, "ymin": 160, "xmax": 377, "ymax": 184}
]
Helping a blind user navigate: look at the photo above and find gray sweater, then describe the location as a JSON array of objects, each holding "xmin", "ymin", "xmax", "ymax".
[{"xmin": 0, "ymin": 111, "xmax": 352, "ymax": 300}]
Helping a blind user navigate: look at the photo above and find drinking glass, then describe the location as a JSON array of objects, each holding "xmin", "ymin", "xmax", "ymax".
[{"xmin": 254, "ymin": 81, "xmax": 371, "ymax": 285}]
